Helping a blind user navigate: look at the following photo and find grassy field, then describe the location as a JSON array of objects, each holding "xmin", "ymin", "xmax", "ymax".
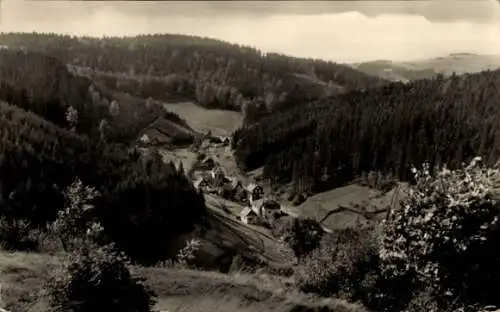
[
  {"xmin": 287, "ymin": 183, "xmax": 408, "ymax": 230},
  {"xmin": 0, "ymin": 251, "xmax": 366, "ymax": 312},
  {"xmin": 163, "ymin": 102, "xmax": 243, "ymax": 137}
]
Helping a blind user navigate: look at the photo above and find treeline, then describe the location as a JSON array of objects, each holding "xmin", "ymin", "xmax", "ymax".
[
  {"xmin": 0, "ymin": 32, "xmax": 387, "ymax": 121},
  {"xmin": 233, "ymin": 70, "xmax": 500, "ymax": 196}
]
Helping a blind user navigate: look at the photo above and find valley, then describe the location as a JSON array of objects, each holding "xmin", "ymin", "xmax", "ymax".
[{"xmin": 0, "ymin": 27, "xmax": 500, "ymax": 312}]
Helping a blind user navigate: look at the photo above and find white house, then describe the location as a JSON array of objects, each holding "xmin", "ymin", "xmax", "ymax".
[
  {"xmin": 240, "ymin": 207, "xmax": 259, "ymax": 225},
  {"xmin": 139, "ymin": 134, "xmax": 150, "ymax": 144}
]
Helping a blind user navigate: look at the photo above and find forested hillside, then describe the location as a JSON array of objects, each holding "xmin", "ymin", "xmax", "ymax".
[
  {"xmin": 0, "ymin": 32, "xmax": 387, "ymax": 122},
  {"xmin": 0, "ymin": 49, "xmax": 193, "ymax": 145},
  {"xmin": 233, "ymin": 69, "xmax": 500, "ymax": 195},
  {"xmin": 0, "ymin": 100, "xmax": 206, "ymax": 264}
]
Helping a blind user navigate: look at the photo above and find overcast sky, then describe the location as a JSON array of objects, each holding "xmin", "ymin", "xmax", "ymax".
[{"xmin": 1, "ymin": 0, "xmax": 499, "ymax": 63}]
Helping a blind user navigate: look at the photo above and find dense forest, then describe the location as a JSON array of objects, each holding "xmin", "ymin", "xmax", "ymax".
[
  {"xmin": 0, "ymin": 32, "xmax": 388, "ymax": 123},
  {"xmin": 0, "ymin": 49, "xmax": 191, "ymax": 144},
  {"xmin": 0, "ymin": 49, "xmax": 207, "ymax": 265},
  {"xmin": 233, "ymin": 70, "xmax": 500, "ymax": 195}
]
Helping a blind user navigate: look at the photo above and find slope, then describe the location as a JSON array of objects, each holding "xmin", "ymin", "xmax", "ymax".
[
  {"xmin": 0, "ymin": 100, "xmax": 206, "ymax": 265},
  {"xmin": 0, "ymin": 252, "xmax": 366, "ymax": 312},
  {"xmin": 233, "ymin": 69, "xmax": 500, "ymax": 197}
]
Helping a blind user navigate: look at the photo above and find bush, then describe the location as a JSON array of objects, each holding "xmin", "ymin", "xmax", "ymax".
[
  {"xmin": 380, "ymin": 157, "xmax": 500, "ymax": 310},
  {"xmin": 46, "ymin": 244, "xmax": 156, "ymax": 312},
  {"xmin": 0, "ymin": 217, "xmax": 39, "ymax": 251},
  {"xmin": 282, "ymin": 218, "xmax": 324, "ymax": 258},
  {"xmin": 50, "ymin": 178, "xmax": 106, "ymax": 251},
  {"xmin": 294, "ymin": 221, "xmax": 413, "ymax": 312},
  {"xmin": 295, "ymin": 222, "xmax": 379, "ymax": 299}
]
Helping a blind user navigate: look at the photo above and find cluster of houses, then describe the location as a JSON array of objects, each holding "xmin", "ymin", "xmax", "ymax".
[
  {"xmin": 239, "ymin": 183, "xmax": 284, "ymax": 226},
  {"xmin": 194, "ymin": 165, "xmax": 284, "ymax": 226}
]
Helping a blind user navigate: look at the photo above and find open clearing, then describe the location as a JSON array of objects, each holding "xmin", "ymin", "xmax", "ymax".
[
  {"xmin": 163, "ymin": 102, "xmax": 243, "ymax": 137},
  {"xmin": 0, "ymin": 252, "xmax": 365, "ymax": 312},
  {"xmin": 287, "ymin": 183, "xmax": 409, "ymax": 230}
]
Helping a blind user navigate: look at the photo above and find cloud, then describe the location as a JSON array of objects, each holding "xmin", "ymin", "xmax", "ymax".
[{"xmin": 1, "ymin": 0, "xmax": 499, "ymax": 63}]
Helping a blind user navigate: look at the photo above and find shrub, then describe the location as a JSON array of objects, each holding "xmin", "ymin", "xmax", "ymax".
[
  {"xmin": 0, "ymin": 217, "xmax": 39, "ymax": 251},
  {"xmin": 379, "ymin": 157, "xmax": 500, "ymax": 310},
  {"xmin": 46, "ymin": 244, "xmax": 156, "ymax": 312},
  {"xmin": 295, "ymin": 222, "xmax": 379, "ymax": 299},
  {"xmin": 50, "ymin": 178, "xmax": 106, "ymax": 251},
  {"xmin": 282, "ymin": 218, "xmax": 324, "ymax": 258},
  {"xmin": 294, "ymin": 221, "xmax": 413, "ymax": 312}
]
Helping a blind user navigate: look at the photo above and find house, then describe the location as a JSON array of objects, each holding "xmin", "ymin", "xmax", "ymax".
[
  {"xmin": 194, "ymin": 177, "xmax": 211, "ymax": 192},
  {"xmin": 246, "ymin": 183, "xmax": 264, "ymax": 204},
  {"xmin": 250, "ymin": 198, "xmax": 265, "ymax": 216},
  {"xmin": 231, "ymin": 180, "xmax": 246, "ymax": 201},
  {"xmin": 262, "ymin": 199, "xmax": 281, "ymax": 216},
  {"xmin": 219, "ymin": 136, "xmax": 230, "ymax": 146},
  {"xmin": 240, "ymin": 207, "xmax": 259, "ymax": 225},
  {"xmin": 211, "ymin": 167, "xmax": 230, "ymax": 186},
  {"xmin": 139, "ymin": 134, "xmax": 150, "ymax": 144}
]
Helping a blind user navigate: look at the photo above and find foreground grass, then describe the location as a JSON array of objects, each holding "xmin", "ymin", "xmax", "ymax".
[{"xmin": 0, "ymin": 251, "xmax": 366, "ymax": 312}]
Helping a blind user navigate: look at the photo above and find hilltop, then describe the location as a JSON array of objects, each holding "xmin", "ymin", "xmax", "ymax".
[
  {"xmin": 0, "ymin": 32, "xmax": 387, "ymax": 123},
  {"xmin": 349, "ymin": 53, "xmax": 500, "ymax": 81}
]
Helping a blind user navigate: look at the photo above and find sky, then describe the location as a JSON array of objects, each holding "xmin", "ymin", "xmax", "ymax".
[{"xmin": 0, "ymin": 0, "xmax": 499, "ymax": 63}]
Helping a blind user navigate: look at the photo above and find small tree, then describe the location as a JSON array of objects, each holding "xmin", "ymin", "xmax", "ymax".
[
  {"xmin": 380, "ymin": 157, "xmax": 500, "ymax": 310},
  {"xmin": 46, "ymin": 245, "xmax": 156, "ymax": 312},
  {"xmin": 176, "ymin": 238, "xmax": 202, "ymax": 268},
  {"xmin": 50, "ymin": 178, "xmax": 104, "ymax": 251}
]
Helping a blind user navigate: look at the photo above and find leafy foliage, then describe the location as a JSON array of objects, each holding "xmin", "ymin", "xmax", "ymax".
[
  {"xmin": 46, "ymin": 244, "xmax": 156, "ymax": 312},
  {"xmin": 380, "ymin": 157, "xmax": 500, "ymax": 310},
  {"xmin": 50, "ymin": 178, "xmax": 105, "ymax": 251}
]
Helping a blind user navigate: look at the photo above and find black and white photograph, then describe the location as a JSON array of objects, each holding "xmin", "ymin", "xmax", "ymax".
[{"xmin": 0, "ymin": 0, "xmax": 499, "ymax": 311}]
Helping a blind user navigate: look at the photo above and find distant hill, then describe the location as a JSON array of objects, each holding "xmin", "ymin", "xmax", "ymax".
[
  {"xmin": 349, "ymin": 53, "xmax": 500, "ymax": 82},
  {"xmin": 0, "ymin": 32, "xmax": 388, "ymax": 118}
]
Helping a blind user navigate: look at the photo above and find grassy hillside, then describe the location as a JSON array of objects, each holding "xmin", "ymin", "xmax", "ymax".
[
  {"xmin": 0, "ymin": 32, "xmax": 388, "ymax": 122},
  {"xmin": 0, "ymin": 251, "xmax": 365, "ymax": 312},
  {"xmin": 350, "ymin": 53, "xmax": 500, "ymax": 82}
]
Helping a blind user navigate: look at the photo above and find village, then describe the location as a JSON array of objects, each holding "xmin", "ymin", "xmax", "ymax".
[
  {"xmin": 192, "ymin": 154, "xmax": 288, "ymax": 228},
  {"xmin": 136, "ymin": 114, "xmax": 296, "ymax": 231}
]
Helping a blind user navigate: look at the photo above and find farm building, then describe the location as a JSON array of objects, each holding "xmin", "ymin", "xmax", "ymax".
[
  {"xmin": 240, "ymin": 207, "xmax": 259, "ymax": 225},
  {"xmin": 137, "ymin": 116, "xmax": 195, "ymax": 147},
  {"xmin": 246, "ymin": 183, "xmax": 264, "ymax": 204}
]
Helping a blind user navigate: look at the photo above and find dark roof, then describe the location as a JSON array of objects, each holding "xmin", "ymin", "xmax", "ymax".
[{"xmin": 240, "ymin": 207, "xmax": 257, "ymax": 217}]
